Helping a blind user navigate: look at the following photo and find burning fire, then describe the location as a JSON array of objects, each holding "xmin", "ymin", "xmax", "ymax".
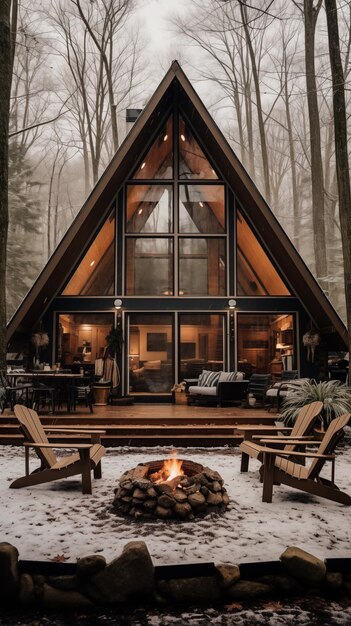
[{"xmin": 151, "ymin": 457, "xmax": 184, "ymax": 484}]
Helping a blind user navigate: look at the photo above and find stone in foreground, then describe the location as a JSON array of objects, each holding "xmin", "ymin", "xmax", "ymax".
[{"xmin": 280, "ymin": 546, "xmax": 327, "ymax": 585}]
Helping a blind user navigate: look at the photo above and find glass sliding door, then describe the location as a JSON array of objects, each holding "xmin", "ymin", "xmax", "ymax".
[
  {"xmin": 128, "ymin": 313, "xmax": 173, "ymax": 394},
  {"xmin": 179, "ymin": 314, "xmax": 225, "ymax": 379},
  {"xmin": 237, "ymin": 313, "xmax": 295, "ymax": 378},
  {"xmin": 57, "ymin": 313, "xmax": 114, "ymax": 366}
]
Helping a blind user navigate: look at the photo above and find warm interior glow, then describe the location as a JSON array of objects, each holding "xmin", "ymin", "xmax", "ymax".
[
  {"xmin": 90, "ymin": 260, "xmax": 95, "ymax": 267},
  {"xmin": 180, "ymin": 134, "xmax": 186, "ymax": 142},
  {"xmin": 140, "ymin": 162, "xmax": 146, "ymax": 169},
  {"xmin": 151, "ymin": 457, "xmax": 184, "ymax": 484},
  {"xmin": 163, "ymin": 134, "xmax": 168, "ymax": 141}
]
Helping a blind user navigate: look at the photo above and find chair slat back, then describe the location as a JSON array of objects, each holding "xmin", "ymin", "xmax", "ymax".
[
  {"xmin": 308, "ymin": 413, "xmax": 350, "ymax": 479},
  {"xmin": 248, "ymin": 374, "xmax": 271, "ymax": 401},
  {"xmin": 281, "ymin": 370, "xmax": 298, "ymax": 381},
  {"xmin": 14, "ymin": 404, "xmax": 57, "ymax": 468},
  {"xmin": 284, "ymin": 401, "xmax": 323, "ymax": 453}
]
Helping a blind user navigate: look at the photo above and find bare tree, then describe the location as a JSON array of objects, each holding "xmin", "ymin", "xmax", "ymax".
[
  {"xmin": 174, "ymin": 0, "xmax": 281, "ymax": 201},
  {"xmin": 325, "ymin": 0, "xmax": 351, "ymax": 361},
  {"xmin": 50, "ymin": 0, "xmax": 147, "ymax": 190},
  {"xmin": 0, "ymin": 0, "xmax": 13, "ymax": 368},
  {"xmin": 292, "ymin": 0, "xmax": 328, "ymax": 293}
]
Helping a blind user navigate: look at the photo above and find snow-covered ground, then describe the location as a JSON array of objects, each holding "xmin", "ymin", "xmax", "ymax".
[{"xmin": 1, "ymin": 443, "xmax": 351, "ymax": 565}]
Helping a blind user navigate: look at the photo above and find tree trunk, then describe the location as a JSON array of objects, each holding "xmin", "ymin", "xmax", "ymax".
[
  {"xmin": 0, "ymin": 0, "xmax": 12, "ymax": 369},
  {"xmin": 303, "ymin": 0, "xmax": 328, "ymax": 293},
  {"xmin": 325, "ymin": 0, "xmax": 351, "ymax": 365},
  {"xmin": 240, "ymin": 2, "xmax": 271, "ymax": 204},
  {"xmin": 283, "ymin": 48, "xmax": 300, "ymax": 249}
]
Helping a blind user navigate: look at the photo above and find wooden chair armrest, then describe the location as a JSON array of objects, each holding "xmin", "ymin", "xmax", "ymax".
[
  {"xmin": 44, "ymin": 428, "xmax": 106, "ymax": 434},
  {"xmin": 257, "ymin": 437, "xmax": 318, "ymax": 444},
  {"xmin": 249, "ymin": 429, "xmax": 293, "ymax": 439},
  {"xmin": 261, "ymin": 447, "xmax": 335, "ymax": 459},
  {"xmin": 237, "ymin": 426, "xmax": 292, "ymax": 433},
  {"xmin": 23, "ymin": 442, "xmax": 93, "ymax": 449}
]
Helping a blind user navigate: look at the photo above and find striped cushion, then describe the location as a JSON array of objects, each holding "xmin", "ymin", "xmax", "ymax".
[
  {"xmin": 218, "ymin": 371, "xmax": 244, "ymax": 382},
  {"xmin": 198, "ymin": 370, "xmax": 221, "ymax": 387}
]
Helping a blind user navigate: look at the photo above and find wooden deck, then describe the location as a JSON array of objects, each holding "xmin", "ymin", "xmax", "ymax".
[{"xmin": 0, "ymin": 403, "xmax": 279, "ymax": 447}]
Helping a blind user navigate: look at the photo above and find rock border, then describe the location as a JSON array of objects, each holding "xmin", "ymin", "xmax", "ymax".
[{"xmin": 1, "ymin": 542, "xmax": 351, "ymax": 609}]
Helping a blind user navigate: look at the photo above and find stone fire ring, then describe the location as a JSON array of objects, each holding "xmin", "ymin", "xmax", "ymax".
[{"xmin": 113, "ymin": 460, "xmax": 229, "ymax": 521}]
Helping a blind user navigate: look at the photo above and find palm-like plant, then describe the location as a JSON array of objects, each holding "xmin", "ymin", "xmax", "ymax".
[{"xmin": 281, "ymin": 380, "xmax": 351, "ymax": 429}]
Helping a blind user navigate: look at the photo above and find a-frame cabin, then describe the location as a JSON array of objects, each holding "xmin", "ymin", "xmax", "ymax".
[{"xmin": 7, "ymin": 61, "xmax": 347, "ymax": 401}]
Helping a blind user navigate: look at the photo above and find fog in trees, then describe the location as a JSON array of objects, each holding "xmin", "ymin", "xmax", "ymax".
[{"xmin": 3, "ymin": 0, "xmax": 351, "ymax": 332}]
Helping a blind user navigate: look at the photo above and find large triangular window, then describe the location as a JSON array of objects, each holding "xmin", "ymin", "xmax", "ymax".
[
  {"xmin": 237, "ymin": 210, "xmax": 291, "ymax": 296},
  {"xmin": 132, "ymin": 115, "xmax": 173, "ymax": 180},
  {"xmin": 62, "ymin": 211, "xmax": 115, "ymax": 295},
  {"xmin": 179, "ymin": 116, "xmax": 219, "ymax": 180}
]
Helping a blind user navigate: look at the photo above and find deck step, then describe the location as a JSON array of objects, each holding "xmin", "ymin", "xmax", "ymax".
[
  {"xmin": 0, "ymin": 405, "xmax": 276, "ymax": 447},
  {"xmin": 0, "ymin": 433, "xmax": 243, "ymax": 446}
]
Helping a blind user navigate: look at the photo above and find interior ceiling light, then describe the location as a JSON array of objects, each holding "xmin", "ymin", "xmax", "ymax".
[
  {"xmin": 138, "ymin": 208, "xmax": 143, "ymax": 215},
  {"xmin": 90, "ymin": 260, "xmax": 95, "ymax": 267},
  {"xmin": 163, "ymin": 134, "xmax": 168, "ymax": 141},
  {"xmin": 140, "ymin": 162, "xmax": 146, "ymax": 169},
  {"xmin": 180, "ymin": 134, "xmax": 186, "ymax": 142},
  {"xmin": 199, "ymin": 201, "xmax": 204, "ymax": 207}
]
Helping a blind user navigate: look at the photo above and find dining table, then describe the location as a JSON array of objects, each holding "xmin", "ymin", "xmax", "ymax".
[{"xmin": 8, "ymin": 371, "xmax": 91, "ymax": 414}]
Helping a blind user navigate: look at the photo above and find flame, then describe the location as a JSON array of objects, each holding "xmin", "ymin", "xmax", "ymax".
[{"xmin": 152, "ymin": 457, "xmax": 184, "ymax": 484}]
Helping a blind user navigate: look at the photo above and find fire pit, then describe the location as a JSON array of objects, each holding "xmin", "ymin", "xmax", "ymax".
[{"xmin": 113, "ymin": 458, "xmax": 229, "ymax": 520}]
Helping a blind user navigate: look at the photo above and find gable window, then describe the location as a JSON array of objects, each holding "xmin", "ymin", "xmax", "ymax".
[
  {"xmin": 179, "ymin": 185, "xmax": 225, "ymax": 233},
  {"xmin": 126, "ymin": 238, "xmax": 173, "ymax": 296},
  {"xmin": 126, "ymin": 185, "xmax": 173, "ymax": 233},
  {"xmin": 179, "ymin": 116, "xmax": 219, "ymax": 179},
  {"xmin": 125, "ymin": 112, "xmax": 227, "ymax": 297},
  {"xmin": 62, "ymin": 211, "xmax": 115, "ymax": 296},
  {"xmin": 131, "ymin": 115, "xmax": 173, "ymax": 180},
  {"xmin": 236, "ymin": 210, "xmax": 291, "ymax": 296},
  {"xmin": 179, "ymin": 238, "xmax": 226, "ymax": 296}
]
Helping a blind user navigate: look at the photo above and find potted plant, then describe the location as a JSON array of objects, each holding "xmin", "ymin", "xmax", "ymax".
[
  {"xmin": 280, "ymin": 379, "xmax": 351, "ymax": 430},
  {"xmin": 105, "ymin": 326, "xmax": 123, "ymax": 359}
]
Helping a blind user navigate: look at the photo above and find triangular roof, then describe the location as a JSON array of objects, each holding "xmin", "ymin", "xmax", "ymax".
[{"xmin": 7, "ymin": 61, "xmax": 347, "ymax": 348}]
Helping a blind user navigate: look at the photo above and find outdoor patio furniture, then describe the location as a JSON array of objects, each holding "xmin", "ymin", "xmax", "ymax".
[
  {"xmin": 10, "ymin": 404, "xmax": 106, "ymax": 494},
  {"xmin": 246, "ymin": 374, "xmax": 272, "ymax": 407},
  {"xmin": 238, "ymin": 400, "xmax": 323, "ymax": 472},
  {"xmin": 0, "ymin": 370, "xmax": 32, "ymax": 413},
  {"xmin": 265, "ymin": 376, "xmax": 310, "ymax": 412},
  {"xmin": 265, "ymin": 370, "xmax": 299, "ymax": 411},
  {"xmin": 187, "ymin": 370, "xmax": 248, "ymax": 406},
  {"xmin": 68, "ymin": 373, "xmax": 94, "ymax": 413},
  {"xmin": 239, "ymin": 413, "xmax": 351, "ymax": 505}
]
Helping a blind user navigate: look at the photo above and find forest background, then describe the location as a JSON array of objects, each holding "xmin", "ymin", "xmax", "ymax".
[{"xmin": 0, "ymin": 0, "xmax": 350, "ymax": 368}]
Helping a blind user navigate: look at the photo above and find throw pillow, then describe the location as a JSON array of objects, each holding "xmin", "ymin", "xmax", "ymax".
[
  {"xmin": 198, "ymin": 370, "xmax": 221, "ymax": 387},
  {"xmin": 218, "ymin": 371, "xmax": 245, "ymax": 382}
]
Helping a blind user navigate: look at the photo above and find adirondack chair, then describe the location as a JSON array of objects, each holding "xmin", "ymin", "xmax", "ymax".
[
  {"xmin": 239, "ymin": 400, "xmax": 323, "ymax": 472},
  {"xmin": 10, "ymin": 405, "xmax": 106, "ymax": 494},
  {"xmin": 240, "ymin": 413, "xmax": 351, "ymax": 505}
]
